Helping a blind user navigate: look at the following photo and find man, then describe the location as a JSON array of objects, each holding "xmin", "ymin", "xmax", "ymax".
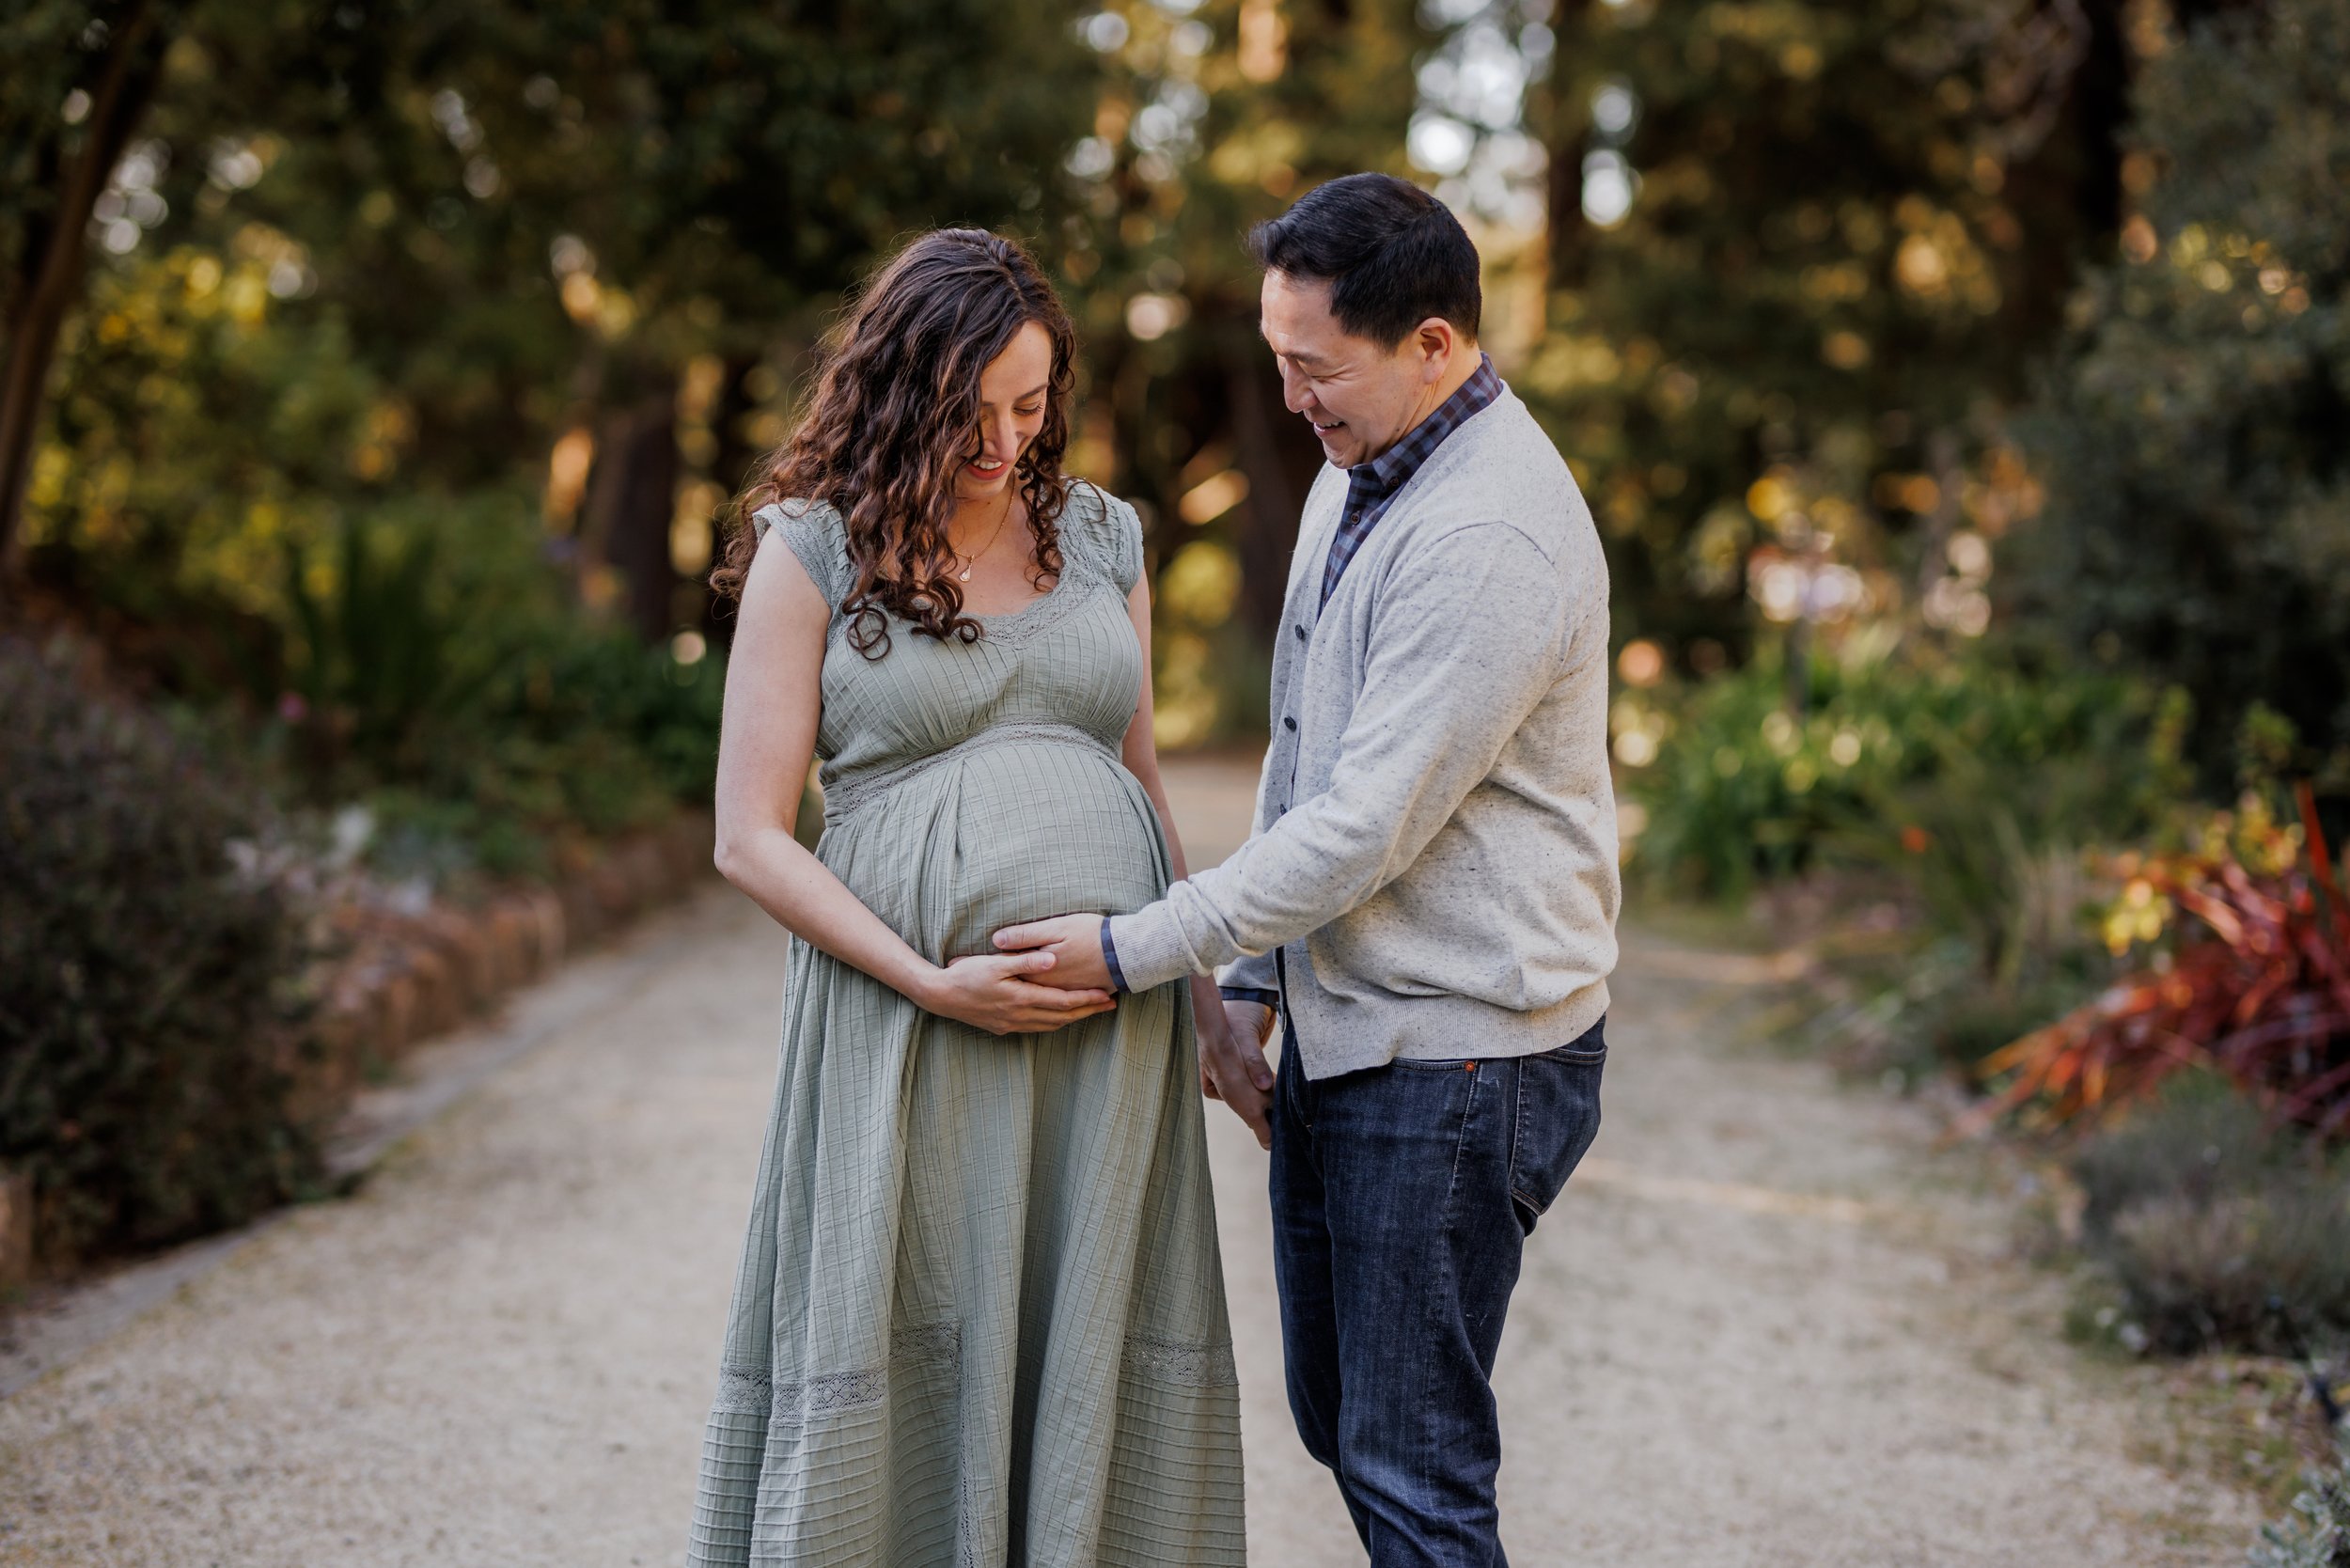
[{"xmin": 995, "ymin": 172, "xmax": 1619, "ymax": 1567}]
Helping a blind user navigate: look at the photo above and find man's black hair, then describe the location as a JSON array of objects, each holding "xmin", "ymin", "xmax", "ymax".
[{"xmin": 1246, "ymin": 173, "xmax": 1481, "ymax": 349}]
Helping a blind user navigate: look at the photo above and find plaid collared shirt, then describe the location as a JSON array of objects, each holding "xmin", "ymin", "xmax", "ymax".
[{"xmin": 1320, "ymin": 351, "xmax": 1503, "ymax": 607}]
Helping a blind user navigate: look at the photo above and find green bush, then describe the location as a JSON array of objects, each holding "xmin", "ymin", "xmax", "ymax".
[
  {"xmin": 258, "ymin": 498, "xmax": 725, "ymax": 883},
  {"xmin": 2071, "ymin": 1074, "xmax": 2350, "ymax": 1356},
  {"xmin": 0, "ymin": 638, "xmax": 321, "ymax": 1262},
  {"xmin": 1841, "ymin": 687, "xmax": 2185, "ymax": 980},
  {"xmin": 1623, "ymin": 636, "xmax": 2177, "ymax": 907},
  {"xmin": 274, "ymin": 500, "xmax": 513, "ymax": 787},
  {"xmin": 2249, "ymin": 1444, "xmax": 2350, "ymax": 1568}
]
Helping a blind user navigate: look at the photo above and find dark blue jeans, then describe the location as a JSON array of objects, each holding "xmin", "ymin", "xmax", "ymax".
[{"xmin": 1268, "ymin": 1015, "xmax": 1606, "ymax": 1568}]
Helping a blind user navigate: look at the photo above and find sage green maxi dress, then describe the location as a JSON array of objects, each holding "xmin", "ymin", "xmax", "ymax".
[{"xmin": 685, "ymin": 482, "xmax": 1246, "ymax": 1568}]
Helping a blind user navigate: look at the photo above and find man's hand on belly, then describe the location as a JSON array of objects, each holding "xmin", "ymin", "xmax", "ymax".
[{"xmin": 993, "ymin": 913, "xmax": 1113, "ymax": 993}]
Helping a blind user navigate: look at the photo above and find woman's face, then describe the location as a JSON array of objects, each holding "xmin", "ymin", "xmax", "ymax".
[{"xmin": 954, "ymin": 319, "xmax": 1055, "ymax": 503}]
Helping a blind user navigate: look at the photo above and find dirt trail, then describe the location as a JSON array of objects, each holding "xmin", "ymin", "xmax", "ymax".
[{"xmin": 0, "ymin": 758, "xmax": 2257, "ymax": 1565}]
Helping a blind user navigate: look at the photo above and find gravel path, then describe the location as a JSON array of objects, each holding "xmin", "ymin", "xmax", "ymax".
[{"xmin": 0, "ymin": 759, "xmax": 2259, "ymax": 1565}]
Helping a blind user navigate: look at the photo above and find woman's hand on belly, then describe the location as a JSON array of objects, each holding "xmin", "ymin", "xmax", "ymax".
[{"xmin": 916, "ymin": 949, "xmax": 1119, "ymax": 1036}]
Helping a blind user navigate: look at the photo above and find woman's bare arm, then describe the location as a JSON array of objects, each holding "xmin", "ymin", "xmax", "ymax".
[{"xmin": 713, "ymin": 530, "xmax": 1115, "ymax": 1035}]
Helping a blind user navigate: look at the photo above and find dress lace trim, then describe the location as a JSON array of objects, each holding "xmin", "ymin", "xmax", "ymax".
[
  {"xmin": 1122, "ymin": 1334, "xmax": 1240, "ymax": 1389},
  {"xmin": 822, "ymin": 721, "xmax": 1118, "ymax": 823},
  {"xmin": 711, "ymin": 1320, "xmax": 965, "ymax": 1421},
  {"xmin": 711, "ymin": 1367, "xmax": 771, "ymax": 1416}
]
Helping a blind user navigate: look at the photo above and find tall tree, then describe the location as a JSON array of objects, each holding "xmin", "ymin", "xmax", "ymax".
[
  {"xmin": 2013, "ymin": 0, "xmax": 2350, "ymax": 778},
  {"xmin": 1070, "ymin": 0, "xmax": 1430, "ymax": 643},
  {"xmin": 0, "ymin": 1, "xmax": 174, "ymax": 592},
  {"xmin": 11, "ymin": 1, "xmax": 1105, "ymax": 640},
  {"xmin": 1525, "ymin": 0, "xmax": 2137, "ymax": 663}
]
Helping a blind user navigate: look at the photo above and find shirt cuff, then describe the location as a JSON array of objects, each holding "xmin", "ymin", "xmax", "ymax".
[
  {"xmin": 1106, "ymin": 901, "xmax": 1226, "ymax": 994},
  {"xmin": 1100, "ymin": 916, "xmax": 1130, "ymax": 994},
  {"xmin": 1218, "ymin": 987, "xmax": 1279, "ymax": 1011}
]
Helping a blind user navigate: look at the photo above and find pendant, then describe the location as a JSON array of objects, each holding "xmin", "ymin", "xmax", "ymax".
[{"xmin": 958, "ymin": 566, "xmax": 973, "ymax": 582}]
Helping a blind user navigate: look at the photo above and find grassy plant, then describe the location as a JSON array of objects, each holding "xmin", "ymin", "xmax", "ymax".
[{"xmin": 2068, "ymin": 1074, "xmax": 2350, "ymax": 1356}]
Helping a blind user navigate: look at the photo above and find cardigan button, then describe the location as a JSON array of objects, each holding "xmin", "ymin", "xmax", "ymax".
[
  {"xmin": 1293, "ymin": 624, "xmax": 1308, "ymax": 642},
  {"xmin": 1283, "ymin": 716, "xmax": 1297, "ymax": 731}
]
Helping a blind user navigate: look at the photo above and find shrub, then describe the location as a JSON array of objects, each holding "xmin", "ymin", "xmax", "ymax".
[
  {"xmin": 1971, "ymin": 785, "xmax": 2350, "ymax": 1137},
  {"xmin": 2249, "ymin": 1445, "xmax": 2350, "ymax": 1568},
  {"xmin": 1828, "ymin": 681, "xmax": 2189, "ymax": 995},
  {"xmin": 0, "ymin": 638, "xmax": 321, "ymax": 1262},
  {"xmin": 1906, "ymin": 964, "xmax": 2106, "ymax": 1083},
  {"xmin": 274, "ymin": 501, "xmax": 512, "ymax": 787},
  {"xmin": 1622, "ymin": 636, "xmax": 2177, "ymax": 906},
  {"xmin": 2070, "ymin": 1074, "xmax": 2350, "ymax": 1356},
  {"xmin": 358, "ymin": 621, "xmax": 725, "ymax": 883},
  {"xmin": 259, "ymin": 500, "xmax": 725, "ymax": 883}
]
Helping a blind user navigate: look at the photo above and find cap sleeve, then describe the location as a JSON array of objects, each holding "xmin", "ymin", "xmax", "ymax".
[
  {"xmin": 751, "ymin": 499, "xmax": 853, "ymax": 612},
  {"xmin": 1069, "ymin": 480, "xmax": 1145, "ymax": 596},
  {"xmin": 1108, "ymin": 492, "xmax": 1146, "ymax": 596}
]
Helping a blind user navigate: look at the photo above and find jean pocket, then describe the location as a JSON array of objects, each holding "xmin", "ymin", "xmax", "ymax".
[{"xmin": 1509, "ymin": 1018, "xmax": 1606, "ymax": 1233}]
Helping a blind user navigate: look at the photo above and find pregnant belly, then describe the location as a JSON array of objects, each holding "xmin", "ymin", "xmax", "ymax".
[{"xmin": 819, "ymin": 738, "xmax": 1169, "ymax": 964}]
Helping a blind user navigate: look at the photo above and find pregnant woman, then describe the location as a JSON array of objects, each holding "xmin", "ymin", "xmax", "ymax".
[{"xmin": 684, "ymin": 229, "xmax": 1250, "ymax": 1567}]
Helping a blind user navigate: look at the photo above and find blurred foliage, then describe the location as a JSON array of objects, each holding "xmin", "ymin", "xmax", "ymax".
[
  {"xmin": 255, "ymin": 494, "xmax": 726, "ymax": 880},
  {"xmin": 2069, "ymin": 1073, "xmax": 2350, "ymax": 1356},
  {"xmin": 1061, "ymin": 0, "xmax": 1429, "ymax": 744},
  {"xmin": 2250, "ymin": 1441, "xmax": 2350, "ymax": 1568},
  {"xmin": 0, "ymin": 636, "xmax": 321, "ymax": 1261},
  {"xmin": 7, "ymin": 0, "xmax": 1107, "ymax": 881},
  {"xmin": 11, "ymin": 0, "xmax": 1105, "ymax": 609},
  {"xmin": 1622, "ymin": 631, "xmax": 2201, "ymax": 1093},
  {"xmin": 1618, "ymin": 631, "xmax": 2179, "ymax": 904},
  {"xmin": 1528, "ymin": 0, "xmax": 2127, "ymax": 662},
  {"xmin": 2012, "ymin": 0, "xmax": 2350, "ymax": 780},
  {"xmin": 1972, "ymin": 781, "xmax": 2350, "ymax": 1140}
]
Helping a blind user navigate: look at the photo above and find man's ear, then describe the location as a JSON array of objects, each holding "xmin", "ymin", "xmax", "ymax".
[{"xmin": 1415, "ymin": 316, "xmax": 1460, "ymax": 380}]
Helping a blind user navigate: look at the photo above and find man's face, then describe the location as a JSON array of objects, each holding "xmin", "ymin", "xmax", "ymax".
[{"xmin": 1259, "ymin": 270, "xmax": 1454, "ymax": 470}]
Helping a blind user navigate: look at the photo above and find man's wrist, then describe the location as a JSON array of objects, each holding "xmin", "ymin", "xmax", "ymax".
[
  {"xmin": 1218, "ymin": 986, "xmax": 1279, "ymax": 1011},
  {"xmin": 1100, "ymin": 917, "xmax": 1130, "ymax": 995}
]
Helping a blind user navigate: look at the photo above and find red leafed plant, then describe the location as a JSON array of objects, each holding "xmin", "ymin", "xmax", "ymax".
[{"xmin": 1965, "ymin": 782, "xmax": 2350, "ymax": 1137}]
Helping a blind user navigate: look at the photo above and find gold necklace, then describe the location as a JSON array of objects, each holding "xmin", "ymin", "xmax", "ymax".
[{"xmin": 955, "ymin": 492, "xmax": 1015, "ymax": 583}]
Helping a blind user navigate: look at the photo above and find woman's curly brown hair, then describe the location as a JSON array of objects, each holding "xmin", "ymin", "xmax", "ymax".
[{"xmin": 710, "ymin": 228, "xmax": 1077, "ymax": 659}]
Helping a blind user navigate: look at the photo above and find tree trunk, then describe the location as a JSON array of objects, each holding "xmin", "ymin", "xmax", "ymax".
[
  {"xmin": 699, "ymin": 353, "xmax": 765, "ymax": 645},
  {"xmin": 1998, "ymin": 0, "xmax": 2132, "ymax": 349},
  {"xmin": 0, "ymin": 1, "xmax": 170, "ymax": 601},
  {"xmin": 1225, "ymin": 346, "xmax": 1320, "ymax": 642},
  {"xmin": 578, "ymin": 376, "xmax": 682, "ymax": 643},
  {"xmin": 1538, "ymin": 0, "xmax": 1593, "ymax": 294}
]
